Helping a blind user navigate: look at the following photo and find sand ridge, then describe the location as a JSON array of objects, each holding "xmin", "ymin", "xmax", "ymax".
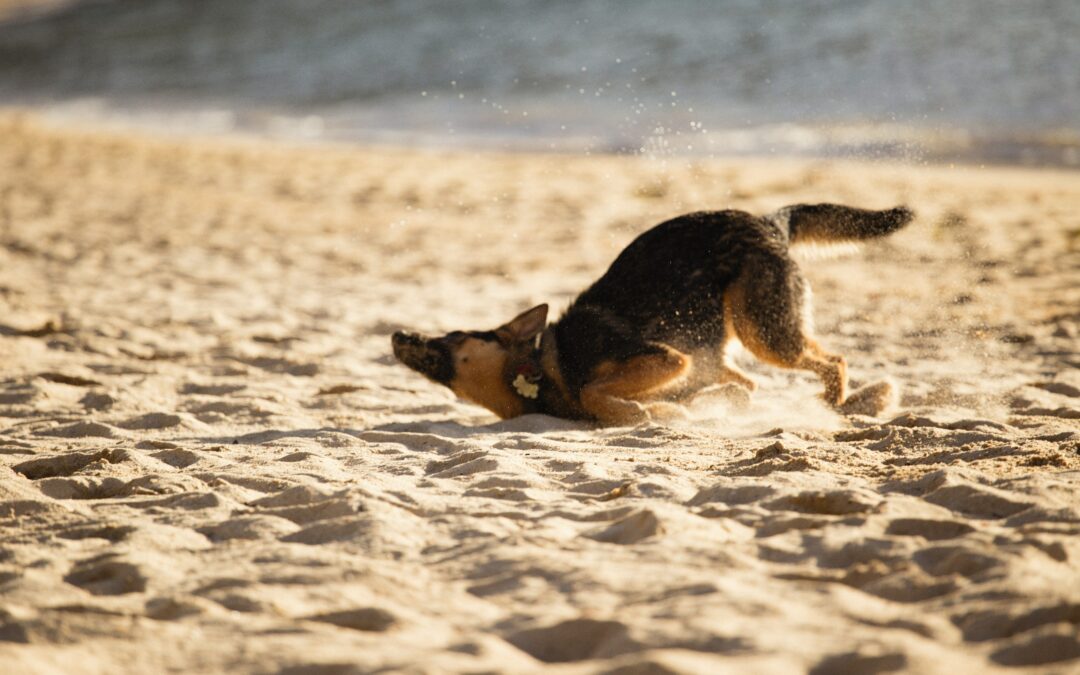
[{"xmin": 0, "ymin": 112, "xmax": 1078, "ymax": 673}]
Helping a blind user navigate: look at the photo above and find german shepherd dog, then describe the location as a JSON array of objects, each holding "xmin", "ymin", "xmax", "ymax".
[{"xmin": 393, "ymin": 204, "xmax": 913, "ymax": 425}]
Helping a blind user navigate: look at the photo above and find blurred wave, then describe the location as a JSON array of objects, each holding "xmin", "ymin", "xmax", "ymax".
[{"xmin": 1, "ymin": 0, "xmax": 1077, "ymax": 165}]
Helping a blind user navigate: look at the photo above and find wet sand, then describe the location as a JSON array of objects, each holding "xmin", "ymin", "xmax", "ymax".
[{"xmin": 1, "ymin": 112, "xmax": 1078, "ymax": 673}]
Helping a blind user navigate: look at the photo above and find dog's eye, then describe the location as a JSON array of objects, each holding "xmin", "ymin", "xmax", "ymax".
[{"xmin": 461, "ymin": 357, "xmax": 469, "ymax": 364}]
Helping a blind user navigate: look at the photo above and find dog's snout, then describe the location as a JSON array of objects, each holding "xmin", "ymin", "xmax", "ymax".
[
  {"xmin": 392, "ymin": 331, "xmax": 430, "ymax": 357},
  {"xmin": 391, "ymin": 333, "xmax": 414, "ymax": 360},
  {"xmin": 392, "ymin": 331, "xmax": 418, "ymax": 350},
  {"xmin": 391, "ymin": 331, "xmax": 455, "ymax": 384}
]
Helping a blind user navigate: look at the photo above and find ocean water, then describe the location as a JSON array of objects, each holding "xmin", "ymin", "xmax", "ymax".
[{"xmin": 1, "ymin": 0, "xmax": 1077, "ymax": 165}]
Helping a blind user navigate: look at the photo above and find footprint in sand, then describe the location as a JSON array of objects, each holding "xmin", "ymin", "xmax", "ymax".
[
  {"xmin": 687, "ymin": 481, "xmax": 778, "ymax": 507},
  {"xmin": 463, "ymin": 475, "xmax": 538, "ymax": 501},
  {"xmin": 425, "ymin": 451, "xmax": 499, "ymax": 478},
  {"xmin": 853, "ymin": 570, "xmax": 960, "ymax": 604},
  {"xmin": 118, "ymin": 412, "xmax": 189, "ymax": 430},
  {"xmin": 923, "ymin": 483, "xmax": 1034, "ymax": 519},
  {"xmin": 235, "ymin": 356, "xmax": 319, "ymax": 377},
  {"xmin": 37, "ymin": 475, "xmax": 128, "ymax": 500},
  {"xmin": 64, "ymin": 554, "xmax": 149, "ymax": 596},
  {"xmin": 144, "ymin": 596, "xmax": 219, "ymax": 621},
  {"xmin": 955, "ymin": 601, "xmax": 1080, "ymax": 639},
  {"xmin": 306, "ymin": 607, "xmax": 398, "ymax": 632},
  {"xmin": 810, "ymin": 650, "xmax": 907, "ymax": 675},
  {"xmin": 14, "ymin": 448, "xmax": 131, "ymax": 480},
  {"xmin": 507, "ymin": 618, "xmax": 636, "ymax": 663},
  {"xmin": 79, "ymin": 392, "xmax": 115, "ymax": 410},
  {"xmin": 253, "ymin": 494, "xmax": 364, "ymax": 526},
  {"xmin": 0, "ymin": 383, "xmax": 41, "ymax": 406},
  {"xmin": 179, "ymin": 382, "xmax": 247, "ymax": 396},
  {"xmin": 990, "ymin": 626, "xmax": 1080, "ymax": 667},
  {"xmin": 150, "ymin": 448, "xmax": 202, "ymax": 469},
  {"xmin": 182, "ymin": 400, "xmax": 278, "ymax": 424},
  {"xmin": 56, "ymin": 524, "xmax": 136, "ymax": 543},
  {"xmin": 884, "ymin": 469, "xmax": 1036, "ymax": 519},
  {"xmin": 912, "ymin": 544, "xmax": 1006, "ymax": 578},
  {"xmin": 37, "ymin": 372, "xmax": 103, "ymax": 387},
  {"xmin": 884, "ymin": 518, "xmax": 976, "ymax": 540},
  {"xmin": 248, "ymin": 484, "xmax": 334, "ymax": 507},
  {"xmin": 34, "ymin": 421, "xmax": 126, "ymax": 439},
  {"xmin": 763, "ymin": 489, "xmax": 881, "ymax": 516},
  {"xmin": 199, "ymin": 515, "xmax": 300, "ymax": 542},
  {"xmin": 585, "ymin": 509, "xmax": 664, "ymax": 545}
]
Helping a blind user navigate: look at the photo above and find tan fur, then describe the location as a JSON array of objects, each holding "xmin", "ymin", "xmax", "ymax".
[
  {"xmin": 449, "ymin": 338, "xmax": 524, "ymax": 419},
  {"xmin": 579, "ymin": 347, "xmax": 691, "ymax": 425},
  {"xmin": 717, "ymin": 289, "xmax": 758, "ymax": 391},
  {"xmin": 724, "ymin": 279, "xmax": 848, "ymax": 405},
  {"xmin": 802, "ymin": 339, "xmax": 848, "ymax": 405},
  {"xmin": 724, "ymin": 282, "xmax": 785, "ymax": 366}
]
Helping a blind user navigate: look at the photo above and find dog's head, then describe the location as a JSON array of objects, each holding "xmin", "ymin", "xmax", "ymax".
[{"xmin": 391, "ymin": 304, "xmax": 548, "ymax": 419}]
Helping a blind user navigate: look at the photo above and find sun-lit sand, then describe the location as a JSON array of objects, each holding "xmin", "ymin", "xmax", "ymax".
[{"xmin": 1, "ymin": 111, "xmax": 1078, "ymax": 673}]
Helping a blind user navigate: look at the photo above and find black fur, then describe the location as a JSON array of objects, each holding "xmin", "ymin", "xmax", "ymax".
[
  {"xmin": 785, "ymin": 204, "xmax": 914, "ymax": 243},
  {"xmin": 552, "ymin": 210, "xmax": 781, "ymax": 392},
  {"xmin": 391, "ymin": 332, "xmax": 456, "ymax": 384},
  {"xmin": 548, "ymin": 204, "xmax": 911, "ymax": 400}
]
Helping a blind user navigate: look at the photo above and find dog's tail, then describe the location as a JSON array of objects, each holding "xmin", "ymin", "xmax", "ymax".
[{"xmin": 771, "ymin": 203, "xmax": 914, "ymax": 245}]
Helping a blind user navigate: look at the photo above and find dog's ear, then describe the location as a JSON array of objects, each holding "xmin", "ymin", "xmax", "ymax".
[{"xmin": 497, "ymin": 304, "xmax": 548, "ymax": 344}]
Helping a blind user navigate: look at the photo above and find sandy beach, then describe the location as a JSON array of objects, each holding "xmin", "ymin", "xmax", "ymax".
[{"xmin": 1, "ymin": 111, "xmax": 1078, "ymax": 673}]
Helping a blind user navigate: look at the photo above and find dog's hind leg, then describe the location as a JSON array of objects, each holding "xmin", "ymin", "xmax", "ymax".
[
  {"xmin": 793, "ymin": 340, "xmax": 848, "ymax": 405},
  {"xmin": 715, "ymin": 362, "xmax": 757, "ymax": 391},
  {"xmin": 724, "ymin": 254, "xmax": 848, "ymax": 406}
]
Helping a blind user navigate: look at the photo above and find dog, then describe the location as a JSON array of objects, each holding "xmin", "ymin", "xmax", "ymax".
[{"xmin": 392, "ymin": 203, "xmax": 913, "ymax": 425}]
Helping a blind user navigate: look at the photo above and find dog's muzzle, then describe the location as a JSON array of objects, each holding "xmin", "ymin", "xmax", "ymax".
[{"xmin": 392, "ymin": 331, "xmax": 455, "ymax": 384}]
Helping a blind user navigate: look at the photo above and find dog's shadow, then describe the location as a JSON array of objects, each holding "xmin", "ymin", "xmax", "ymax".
[
  {"xmin": 191, "ymin": 379, "xmax": 895, "ymax": 448},
  {"xmin": 192, "ymin": 414, "xmax": 590, "ymax": 447}
]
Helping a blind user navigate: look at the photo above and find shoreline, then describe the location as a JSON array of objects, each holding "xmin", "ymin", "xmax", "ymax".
[{"xmin": 8, "ymin": 101, "xmax": 1080, "ymax": 171}]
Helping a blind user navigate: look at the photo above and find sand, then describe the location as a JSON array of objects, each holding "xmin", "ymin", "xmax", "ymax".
[{"xmin": 0, "ymin": 111, "xmax": 1078, "ymax": 674}]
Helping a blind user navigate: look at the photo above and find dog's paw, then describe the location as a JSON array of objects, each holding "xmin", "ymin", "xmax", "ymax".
[
  {"xmin": 689, "ymin": 383, "xmax": 753, "ymax": 411},
  {"xmin": 644, "ymin": 401, "xmax": 690, "ymax": 423},
  {"xmin": 840, "ymin": 380, "xmax": 898, "ymax": 417},
  {"xmin": 590, "ymin": 398, "xmax": 650, "ymax": 426}
]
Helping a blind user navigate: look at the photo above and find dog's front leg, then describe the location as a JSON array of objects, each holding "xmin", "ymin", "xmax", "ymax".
[
  {"xmin": 579, "ymin": 347, "xmax": 691, "ymax": 426},
  {"xmin": 580, "ymin": 390, "xmax": 650, "ymax": 425}
]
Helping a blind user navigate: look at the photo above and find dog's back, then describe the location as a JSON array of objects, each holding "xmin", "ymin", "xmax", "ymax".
[
  {"xmin": 562, "ymin": 205, "xmax": 910, "ymax": 345},
  {"xmin": 551, "ymin": 204, "xmax": 913, "ymax": 397}
]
